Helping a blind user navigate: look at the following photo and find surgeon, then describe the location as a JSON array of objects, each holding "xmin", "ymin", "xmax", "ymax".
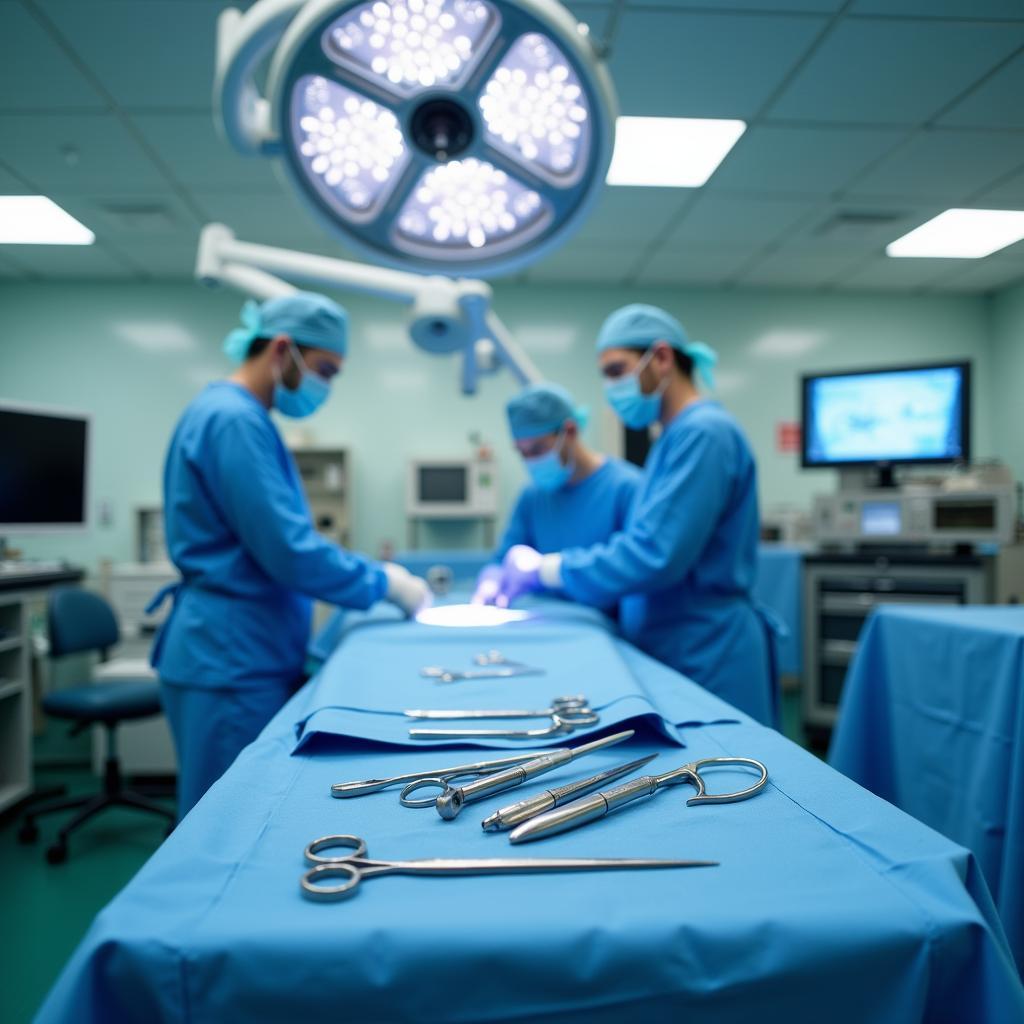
[
  {"xmin": 486, "ymin": 305, "xmax": 776, "ymax": 726},
  {"xmin": 149, "ymin": 292, "xmax": 432, "ymax": 817},
  {"xmin": 473, "ymin": 382, "xmax": 640, "ymax": 603}
]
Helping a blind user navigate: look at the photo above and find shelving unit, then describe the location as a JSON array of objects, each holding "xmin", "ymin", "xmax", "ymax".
[
  {"xmin": 0, "ymin": 593, "xmax": 30, "ymax": 814},
  {"xmin": 291, "ymin": 447, "xmax": 352, "ymax": 548}
]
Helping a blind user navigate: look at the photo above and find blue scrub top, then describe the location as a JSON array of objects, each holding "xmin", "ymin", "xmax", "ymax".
[
  {"xmin": 495, "ymin": 457, "xmax": 641, "ymax": 560},
  {"xmin": 152, "ymin": 381, "xmax": 387, "ymax": 689},
  {"xmin": 559, "ymin": 400, "xmax": 773, "ymax": 723}
]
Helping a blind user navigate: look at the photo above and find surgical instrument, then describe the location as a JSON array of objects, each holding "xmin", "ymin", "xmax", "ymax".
[
  {"xmin": 329, "ymin": 750, "xmax": 548, "ymax": 801},
  {"xmin": 474, "ymin": 650, "xmax": 531, "ymax": 668},
  {"xmin": 509, "ymin": 757, "xmax": 769, "ymax": 844},
  {"xmin": 481, "ymin": 754, "xmax": 659, "ymax": 832},
  {"xmin": 419, "ymin": 664, "xmax": 545, "ymax": 683},
  {"xmin": 300, "ymin": 834, "xmax": 716, "ymax": 901},
  {"xmin": 409, "ymin": 729, "xmax": 634, "ymax": 820},
  {"xmin": 409, "ymin": 711, "xmax": 598, "ymax": 740},
  {"xmin": 404, "ymin": 695, "xmax": 596, "ymax": 722}
]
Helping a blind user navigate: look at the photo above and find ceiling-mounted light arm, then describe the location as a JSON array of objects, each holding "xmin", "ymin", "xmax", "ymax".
[
  {"xmin": 215, "ymin": 0, "xmax": 306, "ymax": 155},
  {"xmin": 195, "ymin": 223, "xmax": 541, "ymax": 393}
]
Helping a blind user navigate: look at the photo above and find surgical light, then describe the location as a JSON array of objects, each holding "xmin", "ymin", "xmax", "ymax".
[
  {"xmin": 886, "ymin": 209, "xmax": 1024, "ymax": 259},
  {"xmin": 215, "ymin": 0, "xmax": 616, "ymax": 275}
]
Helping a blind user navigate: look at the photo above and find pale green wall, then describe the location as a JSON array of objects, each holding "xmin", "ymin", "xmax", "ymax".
[
  {"xmin": 991, "ymin": 282, "xmax": 1024, "ymax": 488},
  {"xmin": 0, "ymin": 279, "xmax": 999, "ymax": 573}
]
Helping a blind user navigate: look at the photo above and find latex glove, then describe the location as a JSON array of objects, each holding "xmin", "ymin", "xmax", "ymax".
[
  {"xmin": 383, "ymin": 563, "xmax": 433, "ymax": 617},
  {"xmin": 494, "ymin": 545, "xmax": 545, "ymax": 608},
  {"xmin": 471, "ymin": 564, "xmax": 504, "ymax": 606}
]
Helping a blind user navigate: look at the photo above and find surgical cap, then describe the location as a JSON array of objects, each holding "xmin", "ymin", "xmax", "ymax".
[
  {"xmin": 223, "ymin": 291, "xmax": 349, "ymax": 364},
  {"xmin": 506, "ymin": 382, "xmax": 590, "ymax": 440},
  {"xmin": 596, "ymin": 303, "xmax": 717, "ymax": 390}
]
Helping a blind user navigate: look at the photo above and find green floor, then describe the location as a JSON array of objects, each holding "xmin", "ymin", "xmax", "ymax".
[{"xmin": 2, "ymin": 692, "xmax": 809, "ymax": 1023}]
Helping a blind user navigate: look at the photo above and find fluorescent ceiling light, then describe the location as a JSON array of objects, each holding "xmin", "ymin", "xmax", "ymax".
[
  {"xmin": 0, "ymin": 195, "xmax": 94, "ymax": 244},
  {"xmin": 606, "ymin": 116, "xmax": 746, "ymax": 188},
  {"xmin": 886, "ymin": 208, "xmax": 1024, "ymax": 259}
]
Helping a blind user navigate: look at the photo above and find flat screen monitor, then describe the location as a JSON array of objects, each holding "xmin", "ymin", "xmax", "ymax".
[
  {"xmin": 417, "ymin": 465, "xmax": 468, "ymax": 504},
  {"xmin": 0, "ymin": 402, "xmax": 89, "ymax": 530},
  {"xmin": 801, "ymin": 362, "xmax": 970, "ymax": 470}
]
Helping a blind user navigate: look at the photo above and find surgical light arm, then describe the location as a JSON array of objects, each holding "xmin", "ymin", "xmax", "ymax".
[{"xmin": 196, "ymin": 223, "xmax": 541, "ymax": 393}]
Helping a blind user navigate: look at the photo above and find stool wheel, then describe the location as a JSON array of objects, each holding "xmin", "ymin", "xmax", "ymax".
[
  {"xmin": 18, "ymin": 822, "xmax": 39, "ymax": 844},
  {"xmin": 46, "ymin": 841, "xmax": 68, "ymax": 865}
]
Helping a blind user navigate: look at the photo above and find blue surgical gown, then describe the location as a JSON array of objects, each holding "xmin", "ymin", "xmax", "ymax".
[
  {"xmin": 558, "ymin": 401, "xmax": 775, "ymax": 725},
  {"xmin": 495, "ymin": 457, "xmax": 641, "ymax": 560},
  {"xmin": 152, "ymin": 381, "xmax": 387, "ymax": 813}
]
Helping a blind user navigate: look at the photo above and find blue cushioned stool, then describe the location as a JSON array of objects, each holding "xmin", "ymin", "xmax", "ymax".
[{"xmin": 18, "ymin": 587, "xmax": 175, "ymax": 863}]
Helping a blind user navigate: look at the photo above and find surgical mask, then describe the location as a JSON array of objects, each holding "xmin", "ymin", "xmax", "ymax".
[
  {"xmin": 524, "ymin": 431, "xmax": 574, "ymax": 491},
  {"xmin": 273, "ymin": 343, "xmax": 330, "ymax": 419},
  {"xmin": 604, "ymin": 348, "xmax": 666, "ymax": 430}
]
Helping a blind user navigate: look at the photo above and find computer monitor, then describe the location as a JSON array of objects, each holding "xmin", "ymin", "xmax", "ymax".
[
  {"xmin": 0, "ymin": 401, "xmax": 90, "ymax": 530},
  {"xmin": 801, "ymin": 362, "xmax": 970, "ymax": 477}
]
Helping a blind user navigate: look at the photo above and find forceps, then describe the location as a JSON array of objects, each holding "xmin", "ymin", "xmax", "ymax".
[
  {"xmin": 509, "ymin": 756, "xmax": 769, "ymax": 843},
  {"xmin": 329, "ymin": 750, "xmax": 548, "ymax": 805},
  {"xmin": 409, "ymin": 711, "xmax": 598, "ymax": 739},
  {"xmin": 419, "ymin": 664, "xmax": 544, "ymax": 683},
  {"xmin": 404, "ymin": 695, "xmax": 598, "ymax": 725},
  {"xmin": 300, "ymin": 834, "xmax": 716, "ymax": 901}
]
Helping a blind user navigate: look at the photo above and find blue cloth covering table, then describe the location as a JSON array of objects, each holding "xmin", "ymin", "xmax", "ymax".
[
  {"xmin": 36, "ymin": 599, "xmax": 1023, "ymax": 1023},
  {"xmin": 829, "ymin": 604, "xmax": 1024, "ymax": 972}
]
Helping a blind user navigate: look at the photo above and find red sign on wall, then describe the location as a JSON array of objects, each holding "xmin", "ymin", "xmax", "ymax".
[{"xmin": 776, "ymin": 421, "xmax": 802, "ymax": 453}]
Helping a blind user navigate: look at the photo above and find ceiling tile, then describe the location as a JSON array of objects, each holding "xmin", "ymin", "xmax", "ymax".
[
  {"xmin": 768, "ymin": 19, "xmax": 1024, "ymax": 124},
  {"xmin": 0, "ymin": 241, "xmax": 138, "ymax": 278},
  {"xmin": 0, "ymin": 162, "xmax": 34, "ymax": 192},
  {"xmin": 633, "ymin": 244, "xmax": 753, "ymax": 286},
  {"xmin": 525, "ymin": 241, "xmax": 648, "ymax": 283},
  {"xmin": 846, "ymin": 129, "xmax": 1024, "ymax": 200},
  {"xmin": 106, "ymin": 240, "xmax": 202, "ymax": 278},
  {"xmin": 0, "ymin": 112, "xmax": 169, "ymax": 192},
  {"xmin": 0, "ymin": 254, "xmax": 32, "ymax": 279},
  {"xmin": 574, "ymin": 186, "xmax": 692, "ymax": 243},
  {"xmin": 850, "ymin": 0, "xmax": 1024, "ymax": 16},
  {"xmin": 609, "ymin": 10, "xmax": 827, "ymax": 118},
  {"xmin": 665, "ymin": 194, "xmax": 817, "ymax": 247},
  {"xmin": 939, "ymin": 53, "xmax": 1024, "ymax": 130},
  {"xmin": 130, "ymin": 113, "xmax": 283, "ymax": 191},
  {"xmin": 36, "ymin": 1, "xmax": 223, "ymax": 110},
  {"xmin": 837, "ymin": 255, "xmax": 974, "ymax": 290},
  {"xmin": 974, "ymin": 168, "xmax": 1024, "ymax": 207},
  {"xmin": 46, "ymin": 191, "xmax": 202, "ymax": 244},
  {"xmin": 633, "ymin": 0, "xmax": 843, "ymax": 9},
  {"xmin": 781, "ymin": 200, "xmax": 948, "ymax": 255},
  {"xmin": 929, "ymin": 257, "xmax": 1024, "ymax": 294},
  {"xmin": 738, "ymin": 250, "xmax": 868, "ymax": 288},
  {"xmin": 0, "ymin": 4, "xmax": 107, "ymax": 111},
  {"xmin": 707, "ymin": 124, "xmax": 908, "ymax": 196}
]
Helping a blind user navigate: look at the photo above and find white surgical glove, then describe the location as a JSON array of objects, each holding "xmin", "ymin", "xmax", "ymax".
[{"xmin": 383, "ymin": 562, "xmax": 433, "ymax": 617}]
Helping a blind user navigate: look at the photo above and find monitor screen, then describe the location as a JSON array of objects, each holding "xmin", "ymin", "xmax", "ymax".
[
  {"xmin": 802, "ymin": 362, "xmax": 970, "ymax": 468},
  {"xmin": 861, "ymin": 501, "xmax": 901, "ymax": 536},
  {"xmin": 0, "ymin": 405, "xmax": 89, "ymax": 528},
  {"xmin": 418, "ymin": 465, "xmax": 467, "ymax": 503}
]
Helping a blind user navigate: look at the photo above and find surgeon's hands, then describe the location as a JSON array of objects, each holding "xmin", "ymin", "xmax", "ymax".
[
  {"xmin": 492, "ymin": 545, "xmax": 547, "ymax": 608},
  {"xmin": 471, "ymin": 564, "xmax": 504, "ymax": 605},
  {"xmin": 383, "ymin": 562, "xmax": 433, "ymax": 617}
]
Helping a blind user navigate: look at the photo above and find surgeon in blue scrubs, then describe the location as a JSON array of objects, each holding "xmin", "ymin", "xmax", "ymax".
[
  {"xmin": 150, "ymin": 292, "xmax": 431, "ymax": 817},
  {"xmin": 487, "ymin": 305, "xmax": 776, "ymax": 725},
  {"xmin": 473, "ymin": 383, "xmax": 640, "ymax": 603}
]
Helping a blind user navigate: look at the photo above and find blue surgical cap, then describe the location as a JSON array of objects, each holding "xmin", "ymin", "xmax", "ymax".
[
  {"xmin": 596, "ymin": 303, "xmax": 717, "ymax": 390},
  {"xmin": 223, "ymin": 291, "xmax": 349, "ymax": 364},
  {"xmin": 507, "ymin": 383, "xmax": 590, "ymax": 441}
]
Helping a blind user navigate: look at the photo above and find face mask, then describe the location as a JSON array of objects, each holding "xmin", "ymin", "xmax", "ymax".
[
  {"xmin": 604, "ymin": 347, "xmax": 666, "ymax": 430},
  {"xmin": 273, "ymin": 343, "xmax": 330, "ymax": 419},
  {"xmin": 524, "ymin": 430, "xmax": 574, "ymax": 492}
]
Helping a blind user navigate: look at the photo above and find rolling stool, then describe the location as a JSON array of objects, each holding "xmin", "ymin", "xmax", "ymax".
[{"xmin": 19, "ymin": 587, "xmax": 175, "ymax": 863}]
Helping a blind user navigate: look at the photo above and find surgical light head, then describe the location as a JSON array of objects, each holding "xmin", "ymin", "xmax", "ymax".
[{"xmin": 216, "ymin": 0, "xmax": 617, "ymax": 276}]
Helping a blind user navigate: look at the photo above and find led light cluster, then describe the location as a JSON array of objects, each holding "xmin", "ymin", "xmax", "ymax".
[
  {"xmin": 294, "ymin": 75, "xmax": 407, "ymax": 212},
  {"xmin": 396, "ymin": 158, "xmax": 546, "ymax": 249},
  {"xmin": 479, "ymin": 33, "xmax": 588, "ymax": 177},
  {"xmin": 324, "ymin": 0, "xmax": 496, "ymax": 92}
]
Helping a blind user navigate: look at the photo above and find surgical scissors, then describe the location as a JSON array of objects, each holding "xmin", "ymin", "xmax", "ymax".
[
  {"xmin": 509, "ymin": 756, "xmax": 769, "ymax": 843},
  {"xmin": 329, "ymin": 750, "xmax": 549, "ymax": 803},
  {"xmin": 300, "ymin": 834, "xmax": 717, "ymax": 901},
  {"xmin": 409, "ymin": 712, "xmax": 597, "ymax": 739}
]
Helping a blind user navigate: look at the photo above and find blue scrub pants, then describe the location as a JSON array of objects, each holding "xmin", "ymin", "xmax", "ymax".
[{"xmin": 161, "ymin": 678, "xmax": 298, "ymax": 820}]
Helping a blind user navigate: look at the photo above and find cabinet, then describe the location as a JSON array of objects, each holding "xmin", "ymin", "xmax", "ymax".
[{"xmin": 0, "ymin": 594, "xmax": 30, "ymax": 813}]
